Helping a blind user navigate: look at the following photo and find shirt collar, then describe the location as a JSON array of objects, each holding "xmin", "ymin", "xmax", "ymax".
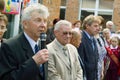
[
  {"xmin": 54, "ymin": 39, "xmax": 67, "ymax": 50},
  {"xmin": 110, "ymin": 45, "xmax": 118, "ymax": 49},
  {"xmin": 84, "ymin": 30, "xmax": 94, "ymax": 39},
  {"xmin": 24, "ymin": 32, "xmax": 38, "ymax": 53}
]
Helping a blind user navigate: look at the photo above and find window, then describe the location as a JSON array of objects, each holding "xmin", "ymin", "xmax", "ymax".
[{"xmin": 80, "ymin": 0, "xmax": 113, "ymax": 24}]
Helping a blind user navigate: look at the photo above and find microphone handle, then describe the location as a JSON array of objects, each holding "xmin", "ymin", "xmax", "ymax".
[{"xmin": 41, "ymin": 41, "xmax": 46, "ymax": 49}]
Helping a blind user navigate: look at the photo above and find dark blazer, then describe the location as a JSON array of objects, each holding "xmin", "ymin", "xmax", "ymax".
[
  {"xmin": 78, "ymin": 30, "xmax": 99, "ymax": 80},
  {"xmin": 46, "ymin": 27, "xmax": 55, "ymax": 44},
  {"xmin": 78, "ymin": 55, "xmax": 87, "ymax": 80},
  {"xmin": 0, "ymin": 32, "xmax": 48, "ymax": 80}
]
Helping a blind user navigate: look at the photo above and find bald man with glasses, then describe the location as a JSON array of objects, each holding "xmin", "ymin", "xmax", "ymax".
[{"xmin": 47, "ymin": 20, "xmax": 83, "ymax": 80}]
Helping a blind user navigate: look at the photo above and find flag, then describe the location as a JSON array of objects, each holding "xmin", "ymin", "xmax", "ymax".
[{"xmin": 3, "ymin": 0, "xmax": 20, "ymax": 14}]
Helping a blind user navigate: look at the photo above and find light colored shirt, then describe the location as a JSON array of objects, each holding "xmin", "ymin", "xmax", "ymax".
[{"xmin": 24, "ymin": 32, "xmax": 38, "ymax": 53}]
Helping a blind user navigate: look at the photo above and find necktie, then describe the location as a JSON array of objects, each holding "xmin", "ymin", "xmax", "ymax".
[
  {"xmin": 34, "ymin": 44, "xmax": 44, "ymax": 79},
  {"xmin": 63, "ymin": 46, "xmax": 70, "ymax": 66},
  {"xmin": 34, "ymin": 44, "xmax": 39, "ymax": 53},
  {"xmin": 91, "ymin": 37, "xmax": 95, "ymax": 50},
  {"xmin": 63, "ymin": 46, "xmax": 68, "ymax": 57}
]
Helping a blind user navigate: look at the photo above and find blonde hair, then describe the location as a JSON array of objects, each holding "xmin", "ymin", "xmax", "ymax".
[
  {"xmin": 82, "ymin": 15, "xmax": 101, "ymax": 29},
  {"xmin": 0, "ymin": 14, "xmax": 8, "ymax": 25},
  {"xmin": 70, "ymin": 28, "xmax": 82, "ymax": 48},
  {"xmin": 102, "ymin": 28, "xmax": 111, "ymax": 34}
]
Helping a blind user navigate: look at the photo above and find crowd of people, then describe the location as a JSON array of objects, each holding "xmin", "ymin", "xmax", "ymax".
[{"xmin": 1, "ymin": 2, "xmax": 120, "ymax": 80}]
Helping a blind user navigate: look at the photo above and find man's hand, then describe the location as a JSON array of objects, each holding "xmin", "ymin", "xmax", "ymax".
[{"xmin": 32, "ymin": 49, "xmax": 49, "ymax": 65}]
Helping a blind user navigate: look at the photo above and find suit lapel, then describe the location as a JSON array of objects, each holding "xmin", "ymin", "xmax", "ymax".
[
  {"xmin": 20, "ymin": 33, "xmax": 34, "ymax": 58},
  {"xmin": 67, "ymin": 46, "xmax": 73, "ymax": 70},
  {"xmin": 52, "ymin": 41, "xmax": 71, "ymax": 70},
  {"xmin": 83, "ymin": 31, "xmax": 97, "ymax": 52}
]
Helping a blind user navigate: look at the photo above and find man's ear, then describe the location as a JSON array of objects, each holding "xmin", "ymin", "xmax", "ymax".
[
  {"xmin": 85, "ymin": 24, "xmax": 89, "ymax": 29},
  {"xmin": 54, "ymin": 30, "xmax": 58, "ymax": 36},
  {"xmin": 22, "ymin": 20, "xmax": 28, "ymax": 29}
]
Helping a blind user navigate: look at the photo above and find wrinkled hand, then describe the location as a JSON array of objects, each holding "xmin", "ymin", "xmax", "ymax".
[{"xmin": 32, "ymin": 49, "xmax": 49, "ymax": 65}]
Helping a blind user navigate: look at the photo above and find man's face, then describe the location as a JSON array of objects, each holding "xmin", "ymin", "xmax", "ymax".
[
  {"xmin": 0, "ymin": 20, "xmax": 7, "ymax": 39},
  {"xmin": 55, "ymin": 25, "xmax": 72, "ymax": 45},
  {"xmin": 23, "ymin": 11, "xmax": 48, "ymax": 41},
  {"xmin": 86, "ymin": 22, "xmax": 100, "ymax": 36},
  {"xmin": 107, "ymin": 24, "xmax": 113, "ymax": 30}
]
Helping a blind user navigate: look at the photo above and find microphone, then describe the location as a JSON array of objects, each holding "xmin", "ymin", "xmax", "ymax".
[
  {"xmin": 40, "ymin": 33, "xmax": 47, "ymax": 80},
  {"xmin": 40, "ymin": 33, "xmax": 47, "ymax": 49}
]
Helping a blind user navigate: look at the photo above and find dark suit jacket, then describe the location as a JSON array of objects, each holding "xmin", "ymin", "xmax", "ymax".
[
  {"xmin": 0, "ymin": 32, "xmax": 48, "ymax": 80},
  {"xmin": 78, "ymin": 30, "xmax": 99, "ymax": 80},
  {"xmin": 46, "ymin": 27, "xmax": 55, "ymax": 44},
  {"xmin": 78, "ymin": 55, "xmax": 87, "ymax": 80}
]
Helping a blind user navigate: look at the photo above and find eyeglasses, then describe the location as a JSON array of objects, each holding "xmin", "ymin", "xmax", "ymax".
[{"xmin": 62, "ymin": 31, "xmax": 73, "ymax": 35}]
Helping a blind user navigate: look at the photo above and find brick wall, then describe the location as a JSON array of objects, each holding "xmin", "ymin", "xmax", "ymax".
[
  {"xmin": 113, "ymin": 0, "xmax": 120, "ymax": 30},
  {"xmin": 42, "ymin": 0, "xmax": 80, "ymax": 25},
  {"xmin": 42, "ymin": 0, "xmax": 120, "ymax": 30},
  {"xmin": 65, "ymin": 0, "xmax": 80, "ymax": 23},
  {"xmin": 42, "ymin": 0, "xmax": 61, "ymax": 28}
]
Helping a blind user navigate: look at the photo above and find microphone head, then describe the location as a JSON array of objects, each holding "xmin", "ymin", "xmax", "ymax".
[{"xmin": 40, "ymin": 33, "xmax": 47, "ymax": 41}]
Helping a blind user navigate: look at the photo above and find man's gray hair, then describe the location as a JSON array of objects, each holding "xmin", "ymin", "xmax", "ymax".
[
  {"xmin": 54, "ymin": 20, "xmax": 72, "ymax": 31},
  {"xmin": 21, "ymin": 3, "xmax": 49, "ymax": 21},
  {"xmin": 106, "ymin": 21, "xmax": 114, "ymax": 26}
]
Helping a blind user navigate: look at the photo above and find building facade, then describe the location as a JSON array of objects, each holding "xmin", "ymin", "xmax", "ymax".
[
  {"xmin": 3, "ymin": 0, "xmax": 120, "ymax": 38},
  {"xmin": 43, "ymin": 0, "xmax": 120, "ymax": 31}
]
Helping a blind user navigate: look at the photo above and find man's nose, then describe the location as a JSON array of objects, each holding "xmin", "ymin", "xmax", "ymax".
[{"xmin": 40, "ymin": 21, "xmax": 46, "ymax": 26}]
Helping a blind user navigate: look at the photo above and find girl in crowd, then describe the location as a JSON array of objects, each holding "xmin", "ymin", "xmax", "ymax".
[{"xmin": 105, "ymin": 36, "xmax": 120, "ymax": 80}]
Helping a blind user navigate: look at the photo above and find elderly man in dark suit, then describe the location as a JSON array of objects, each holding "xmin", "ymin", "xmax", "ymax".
[
  {"xmin": 0, "ymin": 3, "xmax": 49, "ymax": 80},
  {"xmin": 78, "ymin": 15, "xmax": 100, "ymax": 80}
]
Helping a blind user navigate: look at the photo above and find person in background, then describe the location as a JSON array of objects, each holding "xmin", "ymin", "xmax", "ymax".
[
  {"xmin": 0, "ymin": 0, "xmax": 4, "ymax": 12},
  {"xmin": 105, "ymin": 36, "xmax": 120, "ymax": 80},
  {"xmin": 0, "ymin": 14, "xmax": 8, "ymax": 46},
  {"xmin": 95, "ymin": 16, "xmax": 107, "ymax": 80},
  {"xmin": 72, "ymin": 20, "xmax": 82, "ymax": 30},
  {"xmin": 0, "ymin": 3, "xmax": 49, "ymax": 80},
  {"xmin": 70, "ymin": 27, "xmax": 86, "ymax": 80},
  {"xmin": 102, "ymin": 28, "xmax": 111, "ymax": 46},
  {"xmin": 47, "ymin": 20, "xmax": 83, "ymax": 80},
  {"xmin": 46, "ymin": 18, "xmax": 60, "ymax": 44},
  {"xmin": 70, "ymin": 28, "xmax": 82, "ymax": 48},
  {"xmin": 78, "ymin": 14, "xmax": 100, "ymax": 80},
  {"xmin": 106, "ymin": 21, "xmax": 115, "ymax": 34},
  {"xmin": 116, "ymin": 30, "xmax": 120, "ymax": 35}
]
